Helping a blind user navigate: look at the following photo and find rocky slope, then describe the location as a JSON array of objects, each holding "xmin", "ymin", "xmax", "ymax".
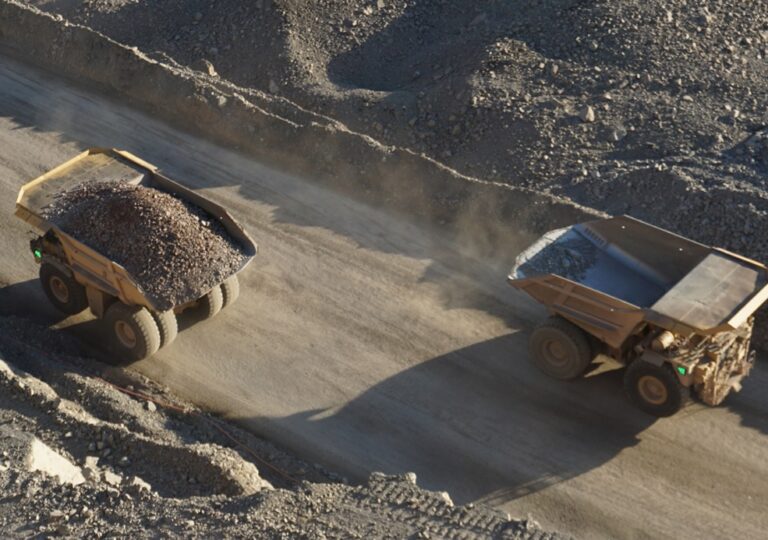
[{"xmin": 21, "ymin": 0, "xmax": 768, "ymax": 292}]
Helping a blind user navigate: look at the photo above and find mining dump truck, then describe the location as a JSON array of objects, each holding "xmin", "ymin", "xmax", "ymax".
[
  {"xmin": 509, "ymin": 215, "xmax": 767, "ymax": 417},
  {"xmin": 15, "ymin": 148, "xmax": 257, "ymax": 362}
]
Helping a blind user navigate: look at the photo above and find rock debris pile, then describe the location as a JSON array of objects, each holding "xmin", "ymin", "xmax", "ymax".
[{"xmin": 42, "ymin": 181, "xmax": 248, "ymax": 310}]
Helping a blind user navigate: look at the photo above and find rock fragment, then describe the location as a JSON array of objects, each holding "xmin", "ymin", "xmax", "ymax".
[
  {"xmin": 0, "ymin": 426, "xmax": 85, "ymax": 486},
  {"xmin": 579, "ymin": 105, "xmax": 596, "ymax": 123},
  {"xmin": 103, "ymin": 469, "xmax": 122, "ymax": 487}
]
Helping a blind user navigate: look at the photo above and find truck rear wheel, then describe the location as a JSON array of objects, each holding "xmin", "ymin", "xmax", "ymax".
[
  {"xmin": 39, "ymin": 263, "xmax": 88, "ymax": 315},
  {"xmin": 151, "ymin": 310, "xmax": 178, "ymax": 348},
  {"xmin": 104, "ymin": 303, "xmax": 161, "ymax": 362},
  {"xmin": 198, "ymin": 286, "xmax": 224, "ymax": 319},
  {"xmin": 529, "ymin": 316, "xmax": 593, "ymax": 380},
  {"xmin": 624, "ymin": 360, "xmax": 689, "ymax": 417},
  {"xmin": 220, "ymin": 275, "xmax": 240, "ymax": 308}
]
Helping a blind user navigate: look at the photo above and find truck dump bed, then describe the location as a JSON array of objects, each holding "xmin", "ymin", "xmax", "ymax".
[
  {"xmin": 509, "ymin": 216, "xmax": 768, "ymax": 345},
  {"xmin": 15, "ymin": 148, "xmax": 257, "ymax": 311}
]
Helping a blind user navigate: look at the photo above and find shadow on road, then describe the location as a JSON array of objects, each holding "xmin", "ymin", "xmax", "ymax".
[
  {"xmin": 725, "ymin": 359, "xmax": 768, "ymax": 437},
  {"xmin": 272, "ymin": 333, "xmax": 656, "ymax": 504},
  {"xmin": 0, "ymin": 279, "xmax": 214, "ymax": 368},
  {"xmin": 0, "ymin": 278, "xmax": 68, "ymax": 324}
]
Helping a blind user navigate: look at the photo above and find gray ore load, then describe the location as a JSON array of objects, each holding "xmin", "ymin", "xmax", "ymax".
[
  {"xmin": 15, "ymin": 148, "xmax": 257, "ymax": 362},
  {"xmin": 41, "ymin": 180, "xmax": 247, "ymax": 311}
]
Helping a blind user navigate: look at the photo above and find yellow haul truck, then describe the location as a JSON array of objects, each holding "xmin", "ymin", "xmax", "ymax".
[
  {"xmin": 509, "ymin": 215, "xmax": 767, "ymax": 416},
  {"xmin": 15, "ymin": 148, "xmax": 256, "ymax": 361}
]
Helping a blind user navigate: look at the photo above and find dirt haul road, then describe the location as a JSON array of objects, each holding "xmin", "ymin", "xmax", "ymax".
[{"xmin": 1, "ymin": 57, "xmax": 767, "ymax": 539}]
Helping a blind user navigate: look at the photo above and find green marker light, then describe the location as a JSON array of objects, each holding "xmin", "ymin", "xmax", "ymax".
[
  {"xmin": 33, "ymin": 249, "xmax": 42, "ymax": 259},
  {"xmin": 677, "ymin": 366, "xmax": 687, "ymax": 376}
]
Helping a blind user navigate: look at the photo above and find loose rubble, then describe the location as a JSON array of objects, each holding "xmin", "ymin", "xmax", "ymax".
[
  {"xmin": 42, "ymin": 181, "xmax": 247, "ymax": 310},
  {"xmin": 517, "ymin": 233, "xmax": 598, "ymax": 282}
]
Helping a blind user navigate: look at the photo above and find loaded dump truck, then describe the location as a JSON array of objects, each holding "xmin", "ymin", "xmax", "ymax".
[
  {"xmin": 15, "ymin": 148, "xmax": 257, "ymax": 362},
  {"xmin": 509, "ymin": 215, "xmax": 767, "ymax": 417}
]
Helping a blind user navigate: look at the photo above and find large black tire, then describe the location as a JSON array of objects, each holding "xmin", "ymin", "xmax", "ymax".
[
  {"xmin": 151, "ymin": 310, "xmax": 178, "ymax": 348},
  {"xmin": 624, "ymin": 360, "xmax": 689, "ymax": 417},
  {"xmin": 220, "ymin": 275, "xmax": 240, "ymax": 308},
  {"xmin": 39, "ymin": 263, "xmax": 88, "ymax": 315},
  {"xmin": 104, "ymin": 303, "xmax": 161, "ymax": 362},
  {"xmin": 198, "ymin": 286, "xmax": 224, "ymax": 319},
  {"xmin": 529, "ymin": 316, "xmax": 593, "ymax": 380}
]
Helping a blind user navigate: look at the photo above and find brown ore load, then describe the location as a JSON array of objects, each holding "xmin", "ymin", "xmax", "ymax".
[{"xmin": 41, "ymin": 180, "xmax": 247, "ymax": 311}]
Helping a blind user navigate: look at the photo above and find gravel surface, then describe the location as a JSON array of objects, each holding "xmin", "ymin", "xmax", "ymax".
[{"xmin": 42, "ymin": 181, "xmax": 248, "ymax": 310}]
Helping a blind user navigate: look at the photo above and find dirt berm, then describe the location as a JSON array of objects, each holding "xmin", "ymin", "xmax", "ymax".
[
  {"xmin": 0, "ymin": 0, "xmax": 600, "ymax": 249},
  {"xmin": 0, "ymin": 316, "xmax": 562, "ymax": 538}
]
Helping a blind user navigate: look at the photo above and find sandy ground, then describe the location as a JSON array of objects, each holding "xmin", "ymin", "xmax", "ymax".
[{"xmin": 1, "ymin": 56, "xmax": 768, "ymax": 539}]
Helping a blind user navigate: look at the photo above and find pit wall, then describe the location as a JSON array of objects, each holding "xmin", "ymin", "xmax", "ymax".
[{"xmin": 0, "ymin": 0, "xmax": 600, "ymax": 258}]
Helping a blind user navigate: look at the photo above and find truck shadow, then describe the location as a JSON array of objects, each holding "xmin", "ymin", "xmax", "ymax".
[
  {"xmin": 725, "ymin": 359, "xmax": 768, "ymax": 437},
  {"xmin": 0, "ymin": 279, "xmax": 213, "ymax": 367},
  {"xmin": 58, "ymin": 307, "xmax": 217, "ymax": 367},
  {"xmin": 270, "ymin": 333, "xmax": 656, "ymax": 505},
  {"xmin": 0, "ymin": 279, "xmax": 68, "ymax": 323}
]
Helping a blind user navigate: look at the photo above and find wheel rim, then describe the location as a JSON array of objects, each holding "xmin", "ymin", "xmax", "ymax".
[
  {"xmin": 49, "ymin": 276, "xmax": 70, "ymax": 303},
  {"xmin": 114, "ymin": 321, "xmax": 137, "ymax": 349},
  {"xmin": 542, "ymin": 338, "xmax": 571, "ymax": 368},
  {"xmin": 637, "ymin": 375, "xmax": 668, "ymax": 405}
]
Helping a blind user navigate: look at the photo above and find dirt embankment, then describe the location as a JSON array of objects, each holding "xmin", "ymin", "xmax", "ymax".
[
  {"xmin": 0, "ymin": 0, "xmax": 600, "ymax": 249},
  {"xmin": 27, "ymin": 1, "xmax": 767, "ymax": 184},
  {"xmin": 0, "ymin": 317, "xmax": 561, "ymax": 538}
]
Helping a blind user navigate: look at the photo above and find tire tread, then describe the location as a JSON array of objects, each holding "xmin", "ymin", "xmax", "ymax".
[
  {"xmin": 623, "ymin": 360, "xmax": 690, "ymax": 417},
  {"xmin": 529, "ymin": 316, "xmax": 593, "ymax": 380}
]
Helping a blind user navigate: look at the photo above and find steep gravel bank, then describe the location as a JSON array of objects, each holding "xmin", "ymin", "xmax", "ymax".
[{"xmin": 26, "ymin": 1, "xmax": 767, "ymax": 182}]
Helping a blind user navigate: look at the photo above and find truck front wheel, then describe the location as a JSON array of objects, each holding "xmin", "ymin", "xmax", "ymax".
[
  {"xmin": 104, "ymin": 303, "xmax": 161, "ymax": 362},
  {"xmin": 529, "ymin": 316, "xmax": 593, "ymax": 380},
  {"xmin": 39, "ymin": 263, "xmax": 88, "ymax": 315},
  {"xmin": 624, "ymin": 360, "xmax": 689, "ymax": 417}
]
